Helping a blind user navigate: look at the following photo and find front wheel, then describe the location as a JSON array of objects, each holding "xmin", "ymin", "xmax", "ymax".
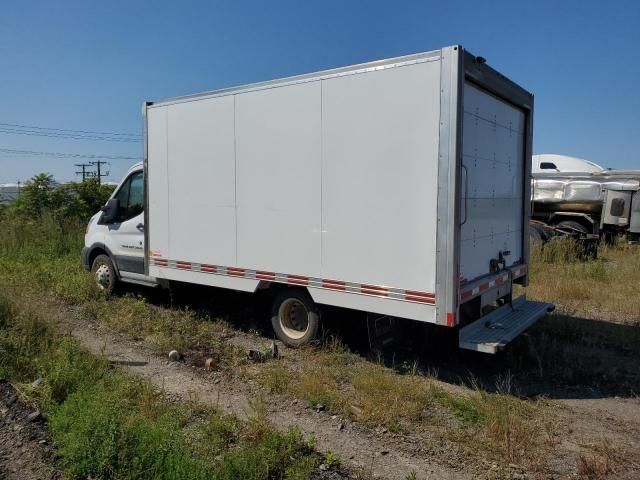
[
  {"xmin": 270, "ymin": 289, "xmax": 320, "ymax": 347},
  {"xmin": 91, "ymin": 254, "xmax": 117, "ymax": 294}
]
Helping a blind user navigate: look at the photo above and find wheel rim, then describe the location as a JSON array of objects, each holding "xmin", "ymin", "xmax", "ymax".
[
  {"xmin": 278, "ymin": 298, "xmax": 310, "ymax": 340},
  {"xmin": 95, "ymin": 264, "xmax": 111, "ymax": 290}
]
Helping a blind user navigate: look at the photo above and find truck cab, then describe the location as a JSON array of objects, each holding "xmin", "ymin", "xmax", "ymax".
[
  {"xmin": 82, "ymin": 162, "xmax": 157, "ymax": 291},
  {"xmin": 532, "ymin": 154, "xmax": 606, "ymax": 174}
]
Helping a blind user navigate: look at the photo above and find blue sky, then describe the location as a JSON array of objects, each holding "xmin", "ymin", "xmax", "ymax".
[{"xmin": 1, "ymin": 0, "xmax": 638, "ymax": 183}]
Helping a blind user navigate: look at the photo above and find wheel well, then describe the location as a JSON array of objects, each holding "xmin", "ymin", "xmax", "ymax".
[
  {"xmin": 88, "ymin": 246, "xmax": 118, "ymax": 274},
  {"xmin": 88, "ymin": 247, "xmax": 106, "ymax": 268},
  {"xmin": 258, "ymin": 283, "xmax": 315, "ymax": 305},
  {"xmin": 550, "ymin": 215, "xmax": 594, "ymax": 233}
]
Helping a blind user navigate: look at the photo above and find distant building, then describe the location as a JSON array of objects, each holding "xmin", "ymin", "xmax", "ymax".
[{"xmin": 0, "ymin": 183, "xmax": 21, "ymax": 205}]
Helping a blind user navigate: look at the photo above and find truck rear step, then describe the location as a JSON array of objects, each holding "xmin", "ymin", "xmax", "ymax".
[{"xmin": 459, "ymin": 296, "xmax": 555, "ymax": 354}]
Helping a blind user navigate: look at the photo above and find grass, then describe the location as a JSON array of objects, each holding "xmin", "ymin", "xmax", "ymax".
[
  {"xmin": 0, "ymin": 213, "xmax": 557, "ymax": 469},
  {"xmin": 0, "ymin": 289, "xmax": 319, "ymax": 479},
  {"xmin": 261, "ymin": 344, "xmax": 551, "ymax": 466},
  {"xmin": 2, "ymin": 214, "xmax": 639, "ymax": 475},
  {"xmin": 0, "ymin": 214, "xmax": 247, "ymax": 367},
  {"xmin": 510, "ymin": 238, "xmax": 640, "ymax": 394},
  {"xmin": 574, "ymin": 441, "xmax": 640, "ymax": 480},
  {"xmin": 527, "ymin": 239, "xmax": 640, "ymax": 321}
]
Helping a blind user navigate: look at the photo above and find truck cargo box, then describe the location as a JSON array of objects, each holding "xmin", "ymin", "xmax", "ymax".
[{"xmin": 143, "ymin": 45, "xmax": 552, "ymax": 352}]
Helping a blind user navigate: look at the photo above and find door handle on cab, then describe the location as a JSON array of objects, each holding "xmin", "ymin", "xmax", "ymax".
[{"xmin": 136, "ymin": 223, "xmax": 144, "ymax": 231}]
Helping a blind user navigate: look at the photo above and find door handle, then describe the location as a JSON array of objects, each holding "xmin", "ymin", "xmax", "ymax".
[
  {"xmin": 136, "ymin": 223, "xmax": 144, "ymax": 231},
  {"xmin": 461, "ymin": 164, "xmax": 469, "ymax": 225}
]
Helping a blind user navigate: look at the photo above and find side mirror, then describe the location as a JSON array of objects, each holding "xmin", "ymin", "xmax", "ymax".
[{"xmin": 99, "ymin": 198, "xmax": 120, "ymax": 224}]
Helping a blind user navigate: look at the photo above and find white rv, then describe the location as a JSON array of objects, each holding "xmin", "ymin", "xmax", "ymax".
[{"xmin": 83, "ymin": 46, "xmax": 553, "ymax": 353}]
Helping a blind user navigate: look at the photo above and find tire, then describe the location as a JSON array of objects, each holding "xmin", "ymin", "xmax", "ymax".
[
  {"xmin": 270, "ymin": 289, "xmax": 320, "ymax": 347},
  {"xmin": 91, "ymin": 254, "xmax": 117, "ymax": 294},
  {"xmin": 556, "ymin": 220, "xmax": 589, "ymax": 235},
  {"xmin": 556, "ymin": 221, "xmax": 598, "ymax": 259},
  {"xmin": 529, "ymin": 223, "xmax": 546, "ymax": 244}
]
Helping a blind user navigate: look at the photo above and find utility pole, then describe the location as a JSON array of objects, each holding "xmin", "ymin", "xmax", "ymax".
[
  {"xmin": 89, "ymin": 161, "xmax": 110, "ymax": 185},
  {"xmin": 74, "ymin": 163, "xmax": 92, "ymax": 182}
]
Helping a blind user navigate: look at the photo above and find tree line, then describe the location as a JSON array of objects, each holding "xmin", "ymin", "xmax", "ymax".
[{"xmin": 0, "ymin": 173, "xmax": 115, "ymax": 222}]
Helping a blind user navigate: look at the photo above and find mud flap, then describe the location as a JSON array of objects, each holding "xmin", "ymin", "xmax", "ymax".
[{"xmin": 367, "ymin": 314, "xmax": 398, "ymax": 353}]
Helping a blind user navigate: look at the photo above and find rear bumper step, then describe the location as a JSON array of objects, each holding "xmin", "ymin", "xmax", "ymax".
[{"xmin": 459, "ymin": 296, "xmax": 555, "ymax": 354}]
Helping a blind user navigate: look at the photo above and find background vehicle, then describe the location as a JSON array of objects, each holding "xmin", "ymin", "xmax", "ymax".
[
  {"xmin": 84, "ymin": 45, "xmax": 553, "ymax": 353},
  {"xmin": 530, "ymin": 154, "xmax": 640, "ymax": 248},
  {"xmin": 532, "ymin": 154, "xmax": 606, "ymax": 173}
]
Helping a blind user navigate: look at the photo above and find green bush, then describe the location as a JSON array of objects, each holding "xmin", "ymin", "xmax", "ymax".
[{"xmin": 8, "ymin": 173, "xmax": 114, "ymax": 222}]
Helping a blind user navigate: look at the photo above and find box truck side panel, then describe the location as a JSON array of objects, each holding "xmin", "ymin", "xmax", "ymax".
[
  {"xmin": 166, "ymin": 96, "xmax": 237, "ymax": 267},
  {"xmin": 460, "ymin": 82, "xmax": 525, "ymax": 282},
  {"xmin": 321, "ymin": 60, "xmax": 441, "ymax": 299},
  {"xmin": 235, "ymin": 82, "xmax": 322, "ymax": 277}
]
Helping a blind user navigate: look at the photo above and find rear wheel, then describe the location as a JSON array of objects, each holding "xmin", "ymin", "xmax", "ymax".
[
  {"xmin": 556, "ymin": 220, "xmax": 598, "ymax": 259},
  {"xmin": 271, "ymin": 289, "xmax": 320, "ymax": 347},
  {"xmin": 529, "ymin": 222, "xmax": 546, "ymax": 244},
  {"xmin": 91, "ymin": 254, "xmax": 117, "ymax": 294},
  {"xmin": 556, "ymin": 220, "xmax": 589, "ymax": 235}
]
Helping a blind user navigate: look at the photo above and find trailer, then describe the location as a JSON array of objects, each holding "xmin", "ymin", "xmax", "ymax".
[
  {"xmin": 83, "ymin": 45, "xmax": 553, "ymax": 353},
  {"xmin": 531, "ymin": 170, "xmax": 640, "ymax": 249}
]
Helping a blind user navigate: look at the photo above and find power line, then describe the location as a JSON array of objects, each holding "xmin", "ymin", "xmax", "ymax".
[
  {"xmin": 74, "ymin": 163, "xmax": 92, "ymax": 182},
  {"xmin": 0, "ymin": 126, "xmax": 141, "ymax": 143},
  {"xmin": 0, "ymin": 147, "xmax": 141, "ymax": 161},
  {"xmin": 88, "ymin": 161, "xmax": 110, "ymax": 185},
  {"xmin": 0, "ymin": 122, "xmax": 141, "ymax": 138}
]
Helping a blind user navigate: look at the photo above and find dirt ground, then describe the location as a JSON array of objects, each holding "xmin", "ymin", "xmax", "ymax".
[
  {"xmin": 62, "ymin": 313, "xmax": 468, "ymax": 480},
  {"xmin": 0, "ymin": 380, "xmax": 62, "ymax": 480},
  {"xmin": 2, "ymin": 291, "xmax": 640, "ymax": 479}
]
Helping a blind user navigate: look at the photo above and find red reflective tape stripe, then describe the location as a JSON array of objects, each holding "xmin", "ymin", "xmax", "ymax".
[
  {"xmin": 360, "ymin": 284, "xmax": 388, "ymax": 293},
  {"xmin": 288, "ymin": 274, "xmax": 308, "ymax": 281},
  {"xmin": 404, "ymin": 290, "xmax": 435, "ymax": 299},
  {"xmin": 404, "ymin": 295, "xmax": 436, "ymax": 304},
  {"xmin": 256, "ymin": 271, "xmax": 276, "ymax": 280},
  {"xmin": 152, "ymin": 259, "xmax": 437, "ymax": 304},
  {"xmin": 360, "ymin": 289, "xmax": 388, "ymax": 297},
  {"xmin": 322, "ymin": 279, "xmax": 346, "ymax": 291},
  {"xmin": 446, "ymin": 312, "xmax": 456, "ymax": 327},
  {"xmin": 287, "ymin": 274, "xmax": 309, "ymax": 286}
]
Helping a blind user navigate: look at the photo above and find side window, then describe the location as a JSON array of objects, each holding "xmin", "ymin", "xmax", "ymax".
[
  {"xmin": 114, "ymin": 177, "xmax": 131, "ymax": 214},
  {"xmin": 126, "ymin": 172, "xmax": 144, "ymax": 220},
  {"xmin": 112, "ymin": 171, "xmax": 144, "ymax": 223},
  {"xmin": 540, "ymin": 162, "xmax": 558, "ymax": 170},
  {"xmin": 610, "ymin": 198, "xmax": 625, "ymax": 217}
]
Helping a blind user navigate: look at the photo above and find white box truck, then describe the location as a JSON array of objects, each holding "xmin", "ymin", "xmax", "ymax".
[{"xmin": 83, "ymin": 45, "xmax": 554, "ymax": 353}]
